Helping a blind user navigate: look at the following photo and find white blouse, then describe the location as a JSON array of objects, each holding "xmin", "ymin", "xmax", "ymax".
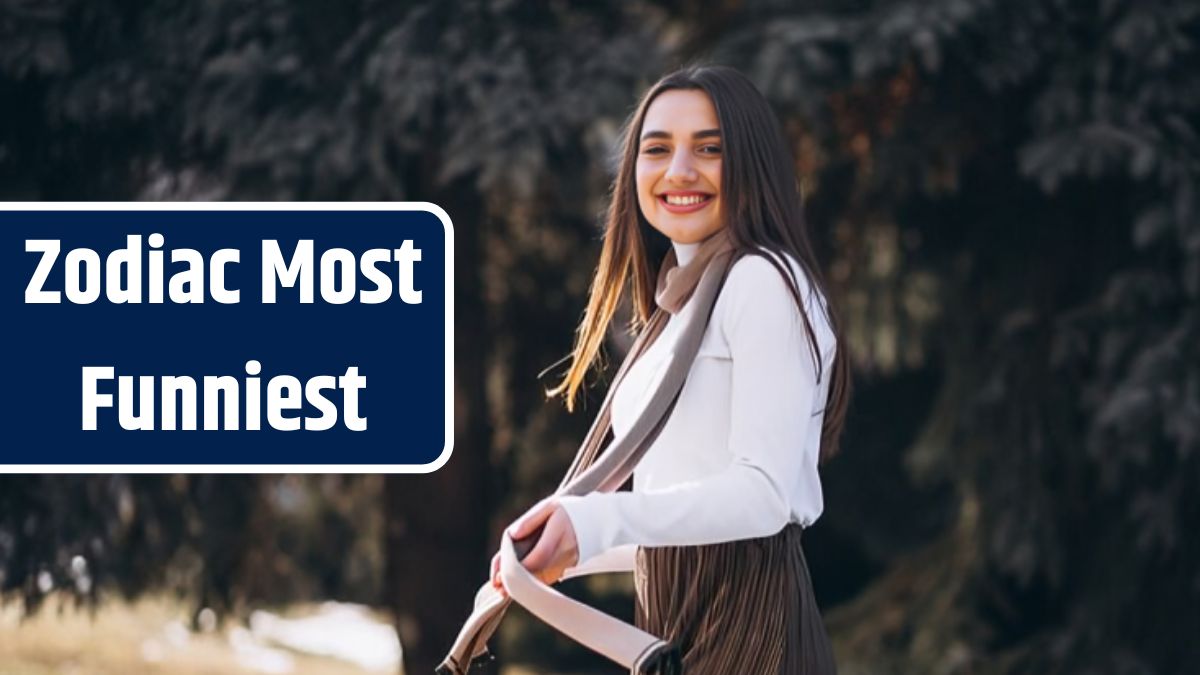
[{"xmin": 559, "ymin": 240, "xmax": 837, "ymax": 572}]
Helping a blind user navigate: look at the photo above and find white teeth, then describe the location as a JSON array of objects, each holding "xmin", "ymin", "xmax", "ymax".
[{"xmin": 665, "ymin": 194, "xmax": 707, "ymax": 206}]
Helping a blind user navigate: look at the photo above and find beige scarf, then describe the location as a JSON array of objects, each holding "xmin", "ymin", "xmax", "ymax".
[
  {"xmin": 655, "ymin": 227, "xmax": 736, "ymax": 314},
  {"xmin": 439, "ymin": 228, "xmax": 737, "ymax": 675}
]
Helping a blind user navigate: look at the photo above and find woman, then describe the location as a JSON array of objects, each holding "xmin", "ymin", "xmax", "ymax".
[{"xmin": 499, "ymin": 65, "xmax": 849, "ymax": 674}]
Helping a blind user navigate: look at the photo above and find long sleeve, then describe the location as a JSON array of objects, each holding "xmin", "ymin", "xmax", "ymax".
[{"xmin": 559, "ymin": 255, "xmax": 831, "ymax": 567}]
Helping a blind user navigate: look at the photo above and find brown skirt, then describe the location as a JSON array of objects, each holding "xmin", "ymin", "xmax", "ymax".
[{"xmin": 634, "ymin": 524, "xmax": 837, "ymax": 675}]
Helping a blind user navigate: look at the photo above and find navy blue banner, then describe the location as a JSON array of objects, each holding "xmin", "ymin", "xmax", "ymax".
[{"xmin": 1, "ymin": 205, "xmax": 452, "ymax": 471}]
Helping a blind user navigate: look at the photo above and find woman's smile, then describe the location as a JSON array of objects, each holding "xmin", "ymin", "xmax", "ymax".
[{"xmin": 658, "ymin": 190, "xmax": 715, "ymax": 213}]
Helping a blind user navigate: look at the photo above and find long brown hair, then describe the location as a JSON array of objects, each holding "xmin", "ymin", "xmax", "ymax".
[{"xmin": 548, "ymin": 65, "xmax": 851, "ymax": 463}]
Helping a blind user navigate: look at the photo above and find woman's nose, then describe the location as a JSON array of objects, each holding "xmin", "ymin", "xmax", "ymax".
[{"xmin": 665, "ymin": 151, "xmax": 697, "ymax": 184}]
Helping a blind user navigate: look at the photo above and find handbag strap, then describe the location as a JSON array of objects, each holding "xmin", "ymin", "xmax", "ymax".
[{"xmin": 438, "ymin": 251, "xmax": 735, "ymax": 675}]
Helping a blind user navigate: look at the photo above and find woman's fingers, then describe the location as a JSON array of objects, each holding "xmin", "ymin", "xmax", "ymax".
[
  {"xmin": 520, "ymin": 524, "xmax": 556, "ymax": 572},
  {"xmin": 489, "ymin": 552, "xmax": 509, "ymax": 598},
  {"xmin": 517, "ymin": 506, "xmax": 581, "ymax": 585},
  {"xmin": 508, "ymin": 497, "xmax": 554, "ymax": 539},
  {"xmin": 503, "ymin": 499, "xmax": 581, "ymax": 586},
  {"xmin": 496, "ymin": 498, "xmax": 557, "ymax": 594}
]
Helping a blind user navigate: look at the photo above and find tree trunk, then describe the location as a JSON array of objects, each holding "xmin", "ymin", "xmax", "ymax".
[{"xmin": 385, "ymin": 184, "xmax": 493, "ymax": 675}]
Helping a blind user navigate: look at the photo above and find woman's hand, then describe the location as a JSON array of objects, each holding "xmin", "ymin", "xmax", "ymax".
[
  {"xmin": 490, "ymin": 551, "xmax": 507, "ymax": 597},
  {"xmin": 504, "ymin": 498, "xmax": 580, "ymax": 586}
]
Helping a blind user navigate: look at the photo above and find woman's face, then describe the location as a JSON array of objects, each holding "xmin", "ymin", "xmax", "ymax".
[{"xmin": 635, "ymin": 88, "xmax": 724, "ymax": 245}]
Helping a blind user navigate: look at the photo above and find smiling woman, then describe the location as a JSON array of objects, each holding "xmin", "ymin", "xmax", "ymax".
[
  {"xmin": 635, "ymin": 89, "xmax": 725, "ymax": 244},
  {"xmin": 493, "ymin": 65, "xmax": 851, "ymax": 675}
]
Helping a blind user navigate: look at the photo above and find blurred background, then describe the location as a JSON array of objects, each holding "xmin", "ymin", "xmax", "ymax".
[{"xmin": 1, "ymin": 0, "xmax": 1198, "ymax": 673}]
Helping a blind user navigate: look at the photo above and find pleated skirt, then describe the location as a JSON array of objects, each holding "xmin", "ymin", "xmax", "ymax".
[{"xmin": 634, "ymin": 524, "xmax": 837, "ymax": 675}]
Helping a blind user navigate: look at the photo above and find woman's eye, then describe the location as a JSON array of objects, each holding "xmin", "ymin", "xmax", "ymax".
[
  {"xmin": 642, "ymin": 145, "xmax": 668, "ymax": 155},
  {"xmin": 699, "ymin": 144, "xmax": 722, "ymax": 155}
]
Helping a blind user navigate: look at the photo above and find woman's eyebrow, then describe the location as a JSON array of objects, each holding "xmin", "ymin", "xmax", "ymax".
[{"xmin": 640, "ymin": 128, "xmax": 722, "ymax": 141}]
